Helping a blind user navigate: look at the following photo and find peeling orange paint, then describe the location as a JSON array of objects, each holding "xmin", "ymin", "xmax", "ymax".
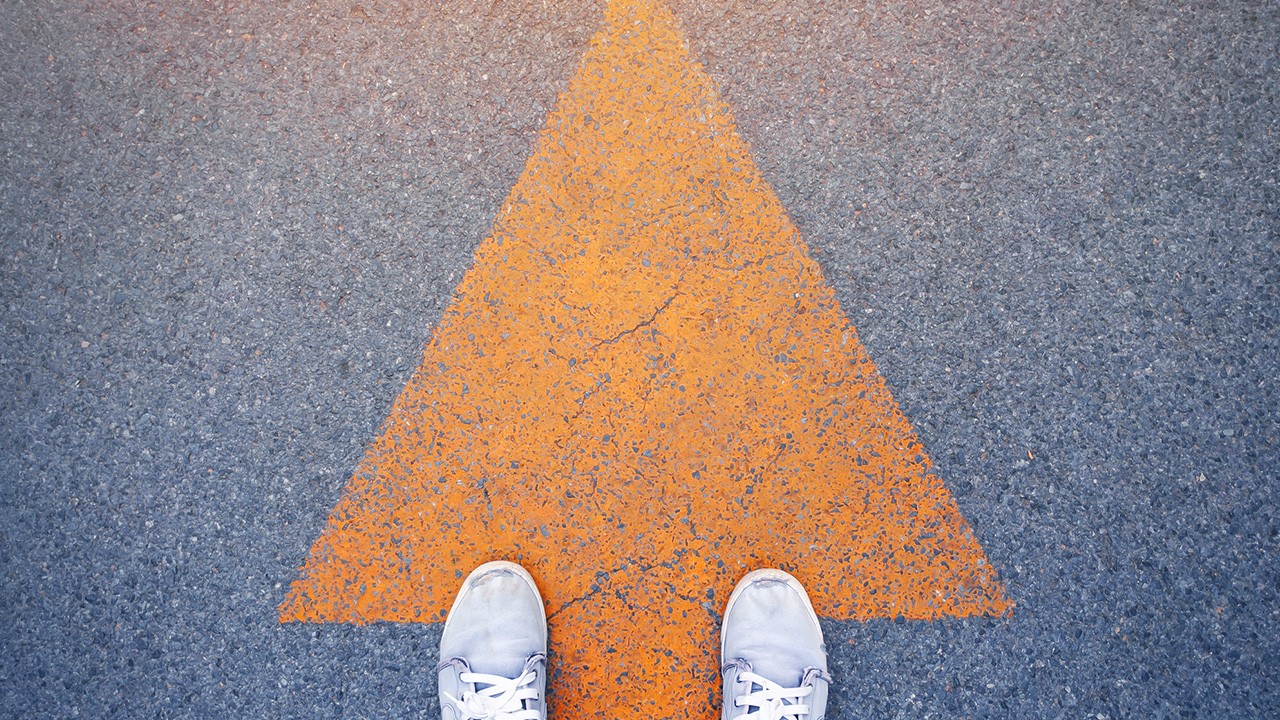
[{"xmin": 281, "ymin": 1, "xmax": 1010, "ymax": 718}]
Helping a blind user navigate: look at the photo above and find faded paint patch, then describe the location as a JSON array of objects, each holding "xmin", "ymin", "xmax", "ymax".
[{"xmin": 281, "ymin": 0, "xmax": 1010, "ymax": 717}]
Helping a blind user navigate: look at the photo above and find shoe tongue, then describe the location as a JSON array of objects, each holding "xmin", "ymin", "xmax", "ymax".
[
  {"xmin": 465, "ymin": 637, "xmax": 530, "ymax": 679},
  {"xmin": 744, "ymin": 667, "xmax": 793, "ymax": 693},
  {"xmin": 743, "ymin": 678, "xmax": 803, "ymax": 719},
  {"xmin": 466, "ymin": 656, "xmax": 529, "ymax": 696},
  {"xmin": 749, "ymin": 675, "xmax": 802, "ymax": 703},
  {"xmin": 471, "ymin": 679, "xmax": 505, "ymax": 694}
]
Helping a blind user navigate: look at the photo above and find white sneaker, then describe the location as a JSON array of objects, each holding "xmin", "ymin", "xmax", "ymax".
[
  {"xmin": 720, "ymin": 569, "xmax": 831, "ymax": 720},
  {"xmin": 437, "ymin": 561, "xmax": 547, "ymax": 720}
]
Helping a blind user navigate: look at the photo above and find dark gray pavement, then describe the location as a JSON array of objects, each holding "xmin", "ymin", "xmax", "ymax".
[{"xmin": 2, "ymin": 0, "xmax": 1277, "ymax": 716}]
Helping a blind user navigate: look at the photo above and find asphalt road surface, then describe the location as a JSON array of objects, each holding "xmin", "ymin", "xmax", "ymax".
[{"xmin": 2, "ymin": 0, "xmax": 1277, "ymax": 717}]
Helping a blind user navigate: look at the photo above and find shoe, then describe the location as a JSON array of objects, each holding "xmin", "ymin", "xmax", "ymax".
[
  {"xmin": 720, "ymin": 569, "xmax": 830, "ymax": 720},
  {"xmin": 438, "ymin": 561, "xmax": 547, "ymax": 720}
]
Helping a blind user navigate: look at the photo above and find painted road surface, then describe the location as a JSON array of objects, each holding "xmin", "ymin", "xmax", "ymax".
[
  {"xmin": 281, "ymin": 2, "xmax": 1006, "ymax": 717},
  {"xmin": 3, "ymin": 0, "xmax": 1276, "ymax": 717}
]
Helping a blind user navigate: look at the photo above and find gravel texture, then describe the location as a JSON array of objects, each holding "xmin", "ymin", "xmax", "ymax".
[{"xmin": 2, "ymin": 0, "xmax": 1277, "ymax": 717}]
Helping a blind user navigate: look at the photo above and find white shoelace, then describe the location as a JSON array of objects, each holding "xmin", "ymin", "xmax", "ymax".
[
  {"xmin": 442, "ymin": 668, "xmax": 541, "ymax": 720},
  {"xmin": 733, "ymin": 671, "xmax": 815, "ymax": 720}
]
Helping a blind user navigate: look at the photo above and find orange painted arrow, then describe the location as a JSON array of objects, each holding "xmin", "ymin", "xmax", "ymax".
[{"xmin": 281, "ymin": 1, "xmax": 1010, "ymax": 717}]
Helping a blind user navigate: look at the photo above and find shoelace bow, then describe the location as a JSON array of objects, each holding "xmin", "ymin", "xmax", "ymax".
[
  {"xmin": 442, "ymin": 668, "xmax": 541, "ymax": 720},
  {"xmin": 734, "ymin": 671, "xmax": 815, "ymax": 720}
]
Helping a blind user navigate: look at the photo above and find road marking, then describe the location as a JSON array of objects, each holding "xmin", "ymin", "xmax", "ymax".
[{"xmin": 281, "ymin": 1, "xmax": 1010, "ymax": 716}]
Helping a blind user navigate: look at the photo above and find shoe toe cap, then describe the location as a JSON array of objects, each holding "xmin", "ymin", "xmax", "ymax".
[
  {"xmin": 722, "ymin": 571, "xmax": 826, "ymax": 686},
  {"xmin": 441, "ymin": 563, "xmax": 547, "ymax": 678}
]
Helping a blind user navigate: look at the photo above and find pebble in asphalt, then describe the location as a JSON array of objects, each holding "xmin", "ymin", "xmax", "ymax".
[{"xmin": 1, "ymin": 0, "xmax": 1277, "ymax": 717}]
